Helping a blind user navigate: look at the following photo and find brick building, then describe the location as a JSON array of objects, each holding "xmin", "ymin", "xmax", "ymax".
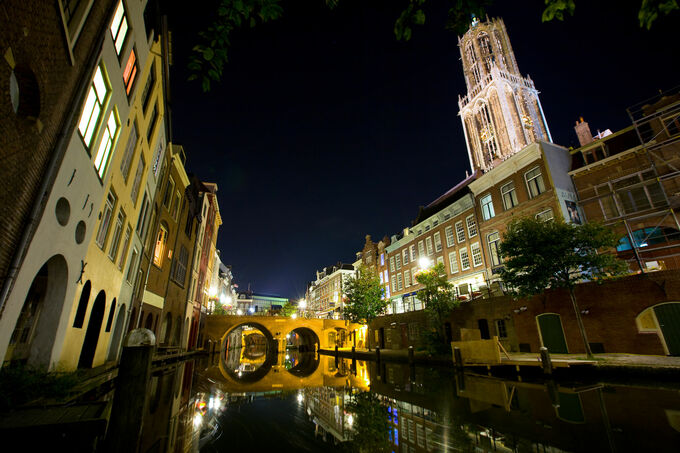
[{"xmin": 307, "ymin": 263, "xmax": 355, "ymax": 318}]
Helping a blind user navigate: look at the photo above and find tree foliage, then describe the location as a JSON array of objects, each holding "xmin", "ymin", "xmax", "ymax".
[
  {"xmin": 279, "ymin": 301, "xmax": 297, "ymax": 317},
  {"xmin": 344, "ymin": 391, "xmax": 391, "ymax": 453},
  {"xmin": 189, "ymin": 0, "xmax": 677, "ymax": 90},
  {"xmin": 414, "ymin": 262, "xmax": 459, "ymax": 352},
  {"xmin": 499, "ymin": 217, "xmax": 627, "ymax": 296},
  {"xmin": 342, "ymin": 265, "xmax": 388, "ymax": 324}
]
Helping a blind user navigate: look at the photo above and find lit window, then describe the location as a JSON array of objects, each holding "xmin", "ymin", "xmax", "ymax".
[
  {"xmin": 455, "ymin": 221, "xmax": 466, "ymax": 243},
  {"xmin": 410, "ymin": 245, "xmax": 416, "ymax": 261},
  {"xmin": 396, "ymin": 254, "xmax": 401, "ymax": 270},
  {"xmin": 110, "ymin": 1, "xmax": 128, "ymax": 55},
  {"xmin": 501, "ymin": 181, "xmax": 518, "ymax": 210},
  {"xmin": 525, "ymin": 167, "xmax": 546, "ymax": 198},
  {"xmin": 402, "ymin": 249, "xmax": 409, "ymax": 266},
  {"xmin": 437, "ymin": 256, "xmax": 444, "ymax": 267},
  {"xmin": 122, "ymin": 48, "xmax": 137, "ymax": 95},
  {"xmin": 487, "ymin": 232, "xmax": 501, "ymax": 266},
  {"xmin": 93, "ymin": 109, "xmax": 119, "ymax": 178},
  {"xmin": 418, "ymin": 240, "xmax": 425, "ymax": 257},
  {"xmin": 466, "ymin": 215, "xmax": 477, "ymax": 237},
  {"xmin": 448, "ymin": 251, "xmax": 459, "ymax": 273},
  {"xmin": 471, "ymin": 242, "xmax": 483, "ymax": 267},
  {"xmin": 460, "ymin": 248, "xmax": 470, "ymax": 270},
  {"xmin": 426, "ymin": 237, "xmax": 433, "ymax": 255},
  {"xmin": 95, "ymin": 191, "xmax": 116, "ymax": 248},
  {"xmin": 404, "ymin": 270, "xmax": 410, "ymax": 287},
  {"xmin": 480, "ymin": 193, "xmax": 495, "ymax": 220},
  {"xmin": 78, "ymin": 65, "xmax": 110, "ymax": 148},
  {"xmin": 390, "ymin": 256, "xmax": 395, "ymax": 272},
  {"xmin": 380, "ymin": 253, "xmax": 385, "ymax": 266},
  {"xmin": 397, "ymin": 273, "xmax": 403, "ymax": 291},
  {"xmin": 153, "ymin": 225, "xmax": 168, "ymax": 267}
]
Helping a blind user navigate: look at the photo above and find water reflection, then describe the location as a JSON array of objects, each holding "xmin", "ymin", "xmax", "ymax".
[{"xmin": 138, "ymin": 354, "xmax": 680, "ymax": 452}]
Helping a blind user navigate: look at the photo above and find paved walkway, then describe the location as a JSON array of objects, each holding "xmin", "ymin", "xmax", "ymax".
[{"xmin": 319, "ymin": 347, "xmax": 680, "ymax": 370}]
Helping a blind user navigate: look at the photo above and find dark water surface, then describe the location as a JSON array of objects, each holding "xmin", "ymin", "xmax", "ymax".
[{"xmin": 140, "ymin": 350, "xmax": 680, "ymax": 452}]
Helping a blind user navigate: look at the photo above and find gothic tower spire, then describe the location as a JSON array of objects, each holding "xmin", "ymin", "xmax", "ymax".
[{"xmin": 458, "ymin": 17, "xmax": 552, "ymax": 173}]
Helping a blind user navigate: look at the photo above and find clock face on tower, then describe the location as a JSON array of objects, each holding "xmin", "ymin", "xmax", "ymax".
[{"xmin": 457, "ymin": 17, "xmax": 552, "ymax": 173}]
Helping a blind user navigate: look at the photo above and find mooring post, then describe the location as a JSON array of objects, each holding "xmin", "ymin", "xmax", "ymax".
[
  {"xmin": 105, "ymin": 329, "xmax": 155, "ymax": 453},
  {"xmin": 453, "ymin": 347, "xmax": 463, "ymax": 369},
  {"xmin": 408, "ymin": 345, "xmax": 414, "ymax": 365},
  {"xmin": 376, "ymin": 346, "xmax": 381, "ymax": 364},
  {"xmin": 334, "ymin": 344, "xmax": 339, "ymax": 357},
  {"xmin": 540, "ymin": 347, "xmax": 553, "ymax": 375},
  {"xmin": 351, "ymin": 345, "xmax": 356, "ymax": 359}
]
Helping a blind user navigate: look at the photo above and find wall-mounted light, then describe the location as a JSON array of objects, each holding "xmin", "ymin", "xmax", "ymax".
[{"xmin": 580, "ymin": 309, "xmax": 590, "ymax": 315}]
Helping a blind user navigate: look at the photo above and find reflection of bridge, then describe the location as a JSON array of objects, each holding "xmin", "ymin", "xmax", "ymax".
[
  {"xmin": 204, "ymin": 315, "xmax": 366, "ymax": 352},
  {"xmin": 205, "ymin": 353, "xmax": 371, "ymax": 393}
]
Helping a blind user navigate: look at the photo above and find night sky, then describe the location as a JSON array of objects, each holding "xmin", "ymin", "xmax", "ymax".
[{"xmin": 166, "ymin": 0, "xmax": 679, "ymax": 299}]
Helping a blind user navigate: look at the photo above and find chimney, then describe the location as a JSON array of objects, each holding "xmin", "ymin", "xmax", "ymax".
[{"xmin": 574, "ymin": 117, "xmax": 593, "ymax": 147}]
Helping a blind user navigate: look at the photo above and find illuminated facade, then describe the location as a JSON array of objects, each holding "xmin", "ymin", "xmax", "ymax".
[
  {"xmin": 458, "ymin": 17, "xmax": 552, "ymax": 173},
  {"xmin": 0, "ymin": 0, "xmax": 170, "ymax": 370},
  {"xmin": 308, "ymin": 263, "xmax": 355, "ymax": 318}
]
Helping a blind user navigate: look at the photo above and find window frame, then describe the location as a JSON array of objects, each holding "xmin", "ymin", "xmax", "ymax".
[
  {"xmin": 434, "ymin": 232, "xmax": 442, "ymax": 252},
  {"xmin": 448, "ymin": 251, "xmax": 459, "ymax": 273},
  {"xmin": 470, "ymin": 242, "xmax": 483, "ymax": 267},
  {"xmin": 501, "ymin": 180, "xmax": 519, "ymax": 210},
  {"xmin": 77, "ymin": 64, "xmax": 111, "ymax": 150},
  {"xmin": 480, "ymin": 193, "xmax": 495, "ymax": 220},
  {"xmin": 110, "ymin": 0, "xmax": 129, "ymax": 56},
  {"xmin": 466, "ymin": 215, "xmax": 477, "ymax": 237},
  {"xmin": 487, "ymin": 232, "xmax": 501, "ymax": 267},
  {"xmin": 95, "ymin": 191, "xmax": 116, "ymax": 249},
  {"xmin": 525, "ymin": 166, "xmax": 546, "ymax": 198},
  {"xmin": 455, "ymin": 221, "xmax": 466, "ymax": 243},
  {"xmin": 93, "ymin": 108, "xmax": 120, "ymax": 179},
  {"xmin": 459, "ymin": 248, "xmax": 470, "ymax": 271}
]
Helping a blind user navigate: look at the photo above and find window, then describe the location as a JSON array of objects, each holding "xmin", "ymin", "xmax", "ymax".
[
  {"xmin": 390, "ymin": 256, "xmax": 395, "ymax": 272},
  {"xmin": 445, "ymin": 226, "xmax": 455, "ymax": 247},
  {"xmin": 596, "ymin": 183, "xmax": 619, "ymax": 219},
  {"xmin": 172, "ymin": 246, "xmax": 189, "ymax": 285},
  {"xmin": 78, "ymin": 64, "xmax": 110, "ymax": 148},
  {"xmin": 172, "ymin": 192, "xmax": 181, "ymax": 220},
  {"xmin": 153, "ymin": 224, "xmax": 168, "ymax": 267},
  {"xmin": 426, "ymin": 237, "xmax": 433, "ymax": 255},
  {"xmin": 434, "ymin": 232, "xmax": 442, "ymax": 252},
  {"xmin": 418, "ymin": 240, "xmax": 425, "ymax": 257},
  {"xmin": 436, "ymin": 256, "xmax": 444, "ymax": 267},
  {"xmin": 396, "ymin": 254, "xmax": 402, "ymax": 270},
  {"xmin": 448, "ymin": 251, "xmax": 459, "ymax": 273},
  {"xmin": 126, "ymin": 247, "xmax": 138, "ymax": 283},
  {"xmin": 410, "ymin": 245, "xmax": 416, "ymax": 261},
  {"xmin": 460, "ymin": 248, "xmax": 470, "ymax": 270},
  {"xmin": 380, "ymin": 253, "xmax": 385, "ymax": 266},
  {"xmin": 525, "ymin": 167, "xmax": 545, "ymax": 198},
  {"xmin": 95, "ymin": 191, "xmax": 116, "ymax": 248},
  {"xmin": 110, "ymin": 0, "xmax": 129, "ymax": 55},
  {"xmin": 466, "ymin": 215, "xmax": 477, "ymax": 237},
  {"xmin": 616, "ymin": 227, "xmax": 680, "ymax": 251},
  {"xmin": 163, "ymin": 178, "xmax": 175, "ymax": 209},
  {"xmin": 108, "ymin": 210, "xmax": 125, "ymax": 261},
  {"xmin": 536, "ymin": 209, "xmax": 554, "ymax": 222},
  {"xmin": 118, "ymin": 225, "xmax": 132, "ymax": 270},
  {"xmin": 480, "ymin": 193, "xmax": 495, "ymax": 220},
  {"xmin": 424, "ymin": 225, "xmax": 430, "ymax": 232},
  {"xmin": 612, "ymin": 170, "xmax": 666, "ymax": 214},
  {"xmin": 147, "ymin": 102, "xmax": 158, "ymax": 143},
  {"xmin": 487, "ymin": 232, "xmax": 501, "ymax": 266},
  {"xmin": 130, "ymin": 154, "xmax": 145, "ymax": 203},
  {"xmin": 397, "ymin": 273, "xmax": 403, "ymax": 291},
  {"xmin": 471, "ymin": 242, "xmax": 483, "ymax": 267},
  {"xmin": 501, "ymin": 181, "xmax": 518, "ymax": 210},
  {"xmin": 432, "ymin": 219, "xmax": 438, "ymax": 227},
  {"xmin": 152, "ymin": 140, "xmax": 164, "ymax": 179},
  {"xmin": 120, "ymin": 122, "xmax": 137, "ymax": 181},
  {"xmin": 93, "ymin": 109, "xmax": 119, "ymax": 178},
  {"xmin": 404, "ymin": 270, "xmax": 410, "ymax": 287},
  {"xmin": 122, "ymin": 48, "xmax": 137, "ymax": 95},
  {"xmin": 455, "ymin": 221, "xmax": 466, "ymax": 243},
  {"xmin": 141, "ymin": 61, "xmax": 155, "ymax": 112},
  {"xmin": 391, "ymin": 276, "xmax": 396, "ymax": 293},
  {"xmin": 495, "ymin": 319, "xmax": 508, "ymax": 338},
  {"xmin": 136, "ymin": 192, "xmax": 150, "ymax": 237},
  {"xmin": 383, "ymin": 270, "xmax": 388, "ymax": 283},
  {"xmin": 402, "ymin": 249, "xmax": 409, "ymax": 266},
  {"xmin": 184, "ymin": 207, "xmax": 194, "ymax": 237}
]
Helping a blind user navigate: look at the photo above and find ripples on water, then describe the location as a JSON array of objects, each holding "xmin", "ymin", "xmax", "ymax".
[{"xmin": 140, "ymin": 348, "xmax": 680, "ymax": 453}]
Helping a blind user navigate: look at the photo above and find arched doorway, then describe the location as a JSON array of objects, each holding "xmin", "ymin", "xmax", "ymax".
[
  {"xmin": 78, "ymin": 290, "xmax": 106, "ymax": 368},
  {"xmin": 4, "ymin": 255, "xmax": 68, "ymax": 367},
  {"xmin": 107, "ymin": 304, "xmax": 127, "ymax": 361},
  {"xmin": 637, "ymin": 302, "xmax": 680, "ymax": 355}
]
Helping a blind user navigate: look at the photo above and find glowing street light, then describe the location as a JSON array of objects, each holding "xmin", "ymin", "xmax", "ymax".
[
  {"xmin": 298, "ymin": 299, "xmax": 307, "ymax": 309},
  {"xmin": 236, "ymin": 309, "xmax": 243, "ymax": 316},
  {"xmin": 418, "ymin": 257, "xmax": 433, "ymax": 270}
]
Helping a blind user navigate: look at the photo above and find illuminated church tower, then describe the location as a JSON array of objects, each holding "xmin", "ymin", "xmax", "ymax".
[{"xmin": 458, "ymin": 16, "xmax": 552, "ymax": 173}]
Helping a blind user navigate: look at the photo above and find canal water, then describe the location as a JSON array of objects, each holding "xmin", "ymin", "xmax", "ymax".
[{"xmin": 138, "ymin": 347, "xmax": 680, "ymax": 453}]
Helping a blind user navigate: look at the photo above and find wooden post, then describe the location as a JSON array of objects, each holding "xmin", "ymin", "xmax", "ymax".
[
  {"xmin": 540, "ymin": 347, "xmax": 553, "ymax": 375},
  {"xmin": 351, "ymin": 345, "xmax": 356, "ymax": 359},
  {"xmin": 408, "ymin": 345, "xmax": 414, "ymax": 365},
  {"xmin": 105, "ymin": 329, "xmax": 155, "ymax": 453},
  {"xmin": 334, "ymin": 344, "xmax": 339, "ymax": 357},
  {"xmin": 376, "ymin": 346, "xmax": 381, "ymax": 364},
  {"xmin": 453, "ymin": 347, "xmax": 463, "ymax": 369}
]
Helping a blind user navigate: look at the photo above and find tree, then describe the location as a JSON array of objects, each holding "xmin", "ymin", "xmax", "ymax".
[
  {"xmin": 279, "ymin": 301, "xmax": 297, "ymax": 317},
  {"xmin": 414, "ymin": 262, "xmax": 459, "ymax": 353},
  {"xmin": 342, "ymin": 265, "xmax": 388, "ymax": 326},
  {"xmin": 343, "ymin": 391, "xmax": 391, "ymax": 453},
  {"xmin": 499, "ymin": 217, "xmax": 627, "ymax": 358},
  {"xmin": 188, "ymin": 0, "xmax": 677, "ymax": 90}
]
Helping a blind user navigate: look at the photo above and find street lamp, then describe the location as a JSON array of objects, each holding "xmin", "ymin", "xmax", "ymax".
[
  {"xmin": 298, "ymin": 299, "xmax": 307, "ymax": 309},
  {"xmin": 418, "ymin": 257, "xmax": 433, "ymax": 270}
]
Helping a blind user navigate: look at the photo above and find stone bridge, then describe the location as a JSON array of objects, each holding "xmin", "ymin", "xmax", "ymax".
[{"xmin": 203, "ymin": 315, "xmax": 366, "ymax": 353}]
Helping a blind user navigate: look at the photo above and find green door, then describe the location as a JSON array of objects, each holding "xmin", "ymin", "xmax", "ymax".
[
  {"xmin": 655, "ymin": 303, "xmax": 680, "ymax": 356},
  {"xmin": 537, "ymin": 314, "xmax": 569, "ymax": 354}
]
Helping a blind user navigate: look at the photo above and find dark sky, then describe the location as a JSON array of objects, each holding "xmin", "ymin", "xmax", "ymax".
[{"xmin": 167, "ymin": 0, "xmax": 679, "ymax": 299}]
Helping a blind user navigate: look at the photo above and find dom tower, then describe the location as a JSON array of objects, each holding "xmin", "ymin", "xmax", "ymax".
[{"xmin": 458, "ymin": 17, "xmax": 552, "ymax": 173}]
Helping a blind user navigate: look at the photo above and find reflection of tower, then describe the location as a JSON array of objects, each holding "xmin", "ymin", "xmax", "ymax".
[{"xmin": 458, "ymin": 17, "xmax": 552, "ymax": 173}]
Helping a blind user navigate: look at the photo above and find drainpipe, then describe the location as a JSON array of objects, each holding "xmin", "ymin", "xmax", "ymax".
[{"xmin": 0, "ymin": 6, "xmax": 115, "ymax": 316}]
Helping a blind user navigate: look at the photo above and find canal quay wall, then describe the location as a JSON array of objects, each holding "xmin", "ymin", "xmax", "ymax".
[{"xmin": 367, "ymin": 270, "xmax": 680, "ymax": 357}]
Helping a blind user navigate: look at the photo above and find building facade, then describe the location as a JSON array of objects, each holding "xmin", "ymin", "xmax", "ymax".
[{"xmin": 307, "ymin": 263, "xmax": 355, "ymax": 318}]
